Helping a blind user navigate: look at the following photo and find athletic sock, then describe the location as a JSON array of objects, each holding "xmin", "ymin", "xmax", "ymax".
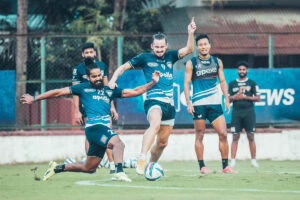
[
  {"xmin": 110, "ymin": 162, "xmax": 115, "ymax": 170},
  {"xmin": 222, "ymin": 159, "xmax": 228, "ymax": 169},
  {"xmin": 116, "ymin": 163, "xmax": 123, "ymax": 173},
  {"xmin": 198, "ymin": 160, "xmax": 205, "ymax": 169},
  {"xmin": 54, "ymin": 164, "xmax": 65, "ymax": 173}
]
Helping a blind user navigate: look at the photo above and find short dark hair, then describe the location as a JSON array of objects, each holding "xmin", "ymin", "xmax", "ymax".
[
  {"xmin": 81, "ymin": 42, "xmax": 95, "ymax": 52},
  {"xmin": 84, "ymin": 57, "xmax": 98, "ymax": 76},
  {"xmin": 196, "ymin": 34, "xmax": 210, "ymax": 44},
  {"xmin": 152, "ymin": 32, "xmax": 167, "ymax": 43},
  {"xmin": 236, "ymin": 61, "xmax": 249, "ymax": 68}
]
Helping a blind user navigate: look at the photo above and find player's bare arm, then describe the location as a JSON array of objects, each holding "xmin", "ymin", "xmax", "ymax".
[
  {"xmin": 184, "ymin": 60, "xmax": 194, "ymax": 116},
  {"xmin": 178, "ymin": 17, "xmax": 196, "ymax": 58},
  {"xmin": 217, "ymin": 58, "xmax": 231, "ymax": 114},
  {"xmin": 21, "ymin": 87, "xmax": 71, "ymax": 104},
  {"xmin": 121, "ymin": 71, "xmax": 160, "ymax": 98},
  {"xmin": 109, "ymin": 62, "xmax": 132, "ymax": 89}
]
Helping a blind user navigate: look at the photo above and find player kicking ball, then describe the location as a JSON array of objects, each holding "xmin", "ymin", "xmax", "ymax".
[{"xmin": 21, "ymin": 58, "xmax": 160, "ymax": 182}]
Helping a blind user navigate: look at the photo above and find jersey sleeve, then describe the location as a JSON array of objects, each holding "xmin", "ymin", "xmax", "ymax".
[
  {"xmin": 168, "ymin": 50, "xmax": 180, "ymax": 63},
  {"xmin": 112, "ymin": 87, "xmax": 123, "ymax": 99},
  {"xmin": 72, "ymin": 66, "xmax": 80, "ymax": 82},
  {"xmin": 128, "ymin": 53, "xmax": 145, "ymax": 68},
  {"xmin": 69, "ymin": 83, "xmax": 83, "ymax": 96}
]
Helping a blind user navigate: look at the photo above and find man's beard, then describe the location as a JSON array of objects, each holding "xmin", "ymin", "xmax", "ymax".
[
  {"xmin": 239, "ymin": 73, "xmax": 247, "ymax": 78},
  {"xmin": 91, "ymin": 80, "xmax": 104, "ymax": 90}
]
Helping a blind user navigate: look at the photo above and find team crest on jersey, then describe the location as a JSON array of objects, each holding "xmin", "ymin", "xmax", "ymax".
[
  {"xmin": 84, "ymin": 89, "xmax": 96, "ymax": 92},
  {"xmin": 147, "ymin": 62, "xmax": 159, "ymax": 67},
  {"xmin": 196, "ymin": 64, "xmax": 202, "ymax": 69},
  {"xmin": 167, "ymin": 62, "xmax": 172, "ymax": 69},
  {"xmin": 161, "ymin": 64, "xmax": 166, "ymax": 70}
]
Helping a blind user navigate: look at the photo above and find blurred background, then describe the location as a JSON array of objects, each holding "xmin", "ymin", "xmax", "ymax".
[{"xmin": 1, "ymin": 0, "xmax": 300, "ymax": 130}]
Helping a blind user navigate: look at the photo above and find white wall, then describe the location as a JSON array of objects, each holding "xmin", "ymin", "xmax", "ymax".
[{"xmin": 1, "ymin": 130, "xmax": 300, "ymax": 164}]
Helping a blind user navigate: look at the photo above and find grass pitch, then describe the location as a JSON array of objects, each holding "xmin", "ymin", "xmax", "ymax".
[{"xmin": 0, "ymin": 160, "xmax": 299, "ymax": 200}]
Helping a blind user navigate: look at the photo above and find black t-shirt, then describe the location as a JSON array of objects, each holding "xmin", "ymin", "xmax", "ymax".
[{"xmin": 228, "ymin": 78, "xmax": 259, "ymax": 110}]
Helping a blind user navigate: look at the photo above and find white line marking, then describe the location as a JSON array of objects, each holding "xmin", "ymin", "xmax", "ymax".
[
  {"xmin": 76, "ymin": 180, "xmax": 300, "ymax": 194},
  {"xmin": 167, "ymin": 169, "xmax": 300, "ymax": 175}
]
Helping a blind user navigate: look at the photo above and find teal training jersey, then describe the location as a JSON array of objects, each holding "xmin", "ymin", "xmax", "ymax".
[
  {"xmin": 70, "ymin": 83, "xmax": 122, "ymax": 127},
  {"xmin": 190, "ymin": 56, "xmax": 221, "ymax": 106},
  {"xmin": 128, "ymin": 50, "xmax": 179, "ymax": 105}
]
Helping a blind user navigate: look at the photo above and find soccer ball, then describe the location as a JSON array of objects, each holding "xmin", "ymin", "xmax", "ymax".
[{"xmin": 144, "ymin": 162, "xmax": 164, "ymax": 181}]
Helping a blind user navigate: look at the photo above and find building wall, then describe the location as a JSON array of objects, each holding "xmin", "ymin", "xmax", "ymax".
[{"xmin": 1, "ymin": 130, "xmax": 299, "ymax": 164}]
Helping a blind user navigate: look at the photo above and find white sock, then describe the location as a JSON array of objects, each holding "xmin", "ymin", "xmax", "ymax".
[{"xmin": 110, "ymin": 162, "xmax": 115, "ymax": 170}]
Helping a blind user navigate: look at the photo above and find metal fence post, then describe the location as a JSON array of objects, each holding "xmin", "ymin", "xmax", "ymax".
[
  {"xmin": 40, "ymin": 36, "xmax": 46, "ymax": 131},
  {"xmin": 117, "ymin": 36, "xmax": 123, "ymax": 67},
  {"xmin": 268, "ymin": 34, "xmax": 274, "ymax": 69}
]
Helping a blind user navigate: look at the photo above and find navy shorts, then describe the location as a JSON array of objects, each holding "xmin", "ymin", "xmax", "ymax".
[
  {"xmin": 85, "ymin": 124, "xmax": 118, "ymax": 158},
  {"xmin": 144, "ymin": 99, "xmax": 175, "ymax": 126},
  {"xmin": 193, "ymin": 104, "xmax": 223, "ymax": 123},
  {"xmin": 231, "ymin": 108, "xmax": 256, "ymax": 134}
]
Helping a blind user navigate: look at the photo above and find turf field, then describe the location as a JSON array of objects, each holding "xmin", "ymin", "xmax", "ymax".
[{"xmin": 0, "ymin": 160, "xmax": 299, "ymax": 200}]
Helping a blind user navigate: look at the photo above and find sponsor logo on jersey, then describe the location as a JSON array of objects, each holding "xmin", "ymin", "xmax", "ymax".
[
  {"xmin": 196, "ymin": 68, "xmax": 217, "ymax": 76},
  {"xmin": 84, "ymin": 89, "xmax": 96, "ymax": 92},
  {"xmin": 93, "ymin": 95, "xmax": 110, "ymax": 103},
  {"xmin": 167, "ymin": 62, "xmax": 172, "ymax": 69},
  {"xmin": 201, "ymin": 60, "xmax": 210, "ymax": 64},
  {"xmin": 147, "ymin": 62, "xmax": 159, "ymax": 67},
  {"xmin": 161, "ymin": 64, "xmax": 166, "ymax": 70},
  {"xmin": 160, "ymin": 72, "xmax": 173, "ymax": 80}
]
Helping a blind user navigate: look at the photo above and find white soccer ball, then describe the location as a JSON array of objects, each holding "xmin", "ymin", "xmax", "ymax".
[{"xmin": 144, "ymin": 162, "xmax": 164, "ymax": 181}]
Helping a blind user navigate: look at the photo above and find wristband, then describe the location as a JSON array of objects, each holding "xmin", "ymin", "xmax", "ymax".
[{"xmin": 33, "ymin": 96, "xmax": 37, "ymax": 102}]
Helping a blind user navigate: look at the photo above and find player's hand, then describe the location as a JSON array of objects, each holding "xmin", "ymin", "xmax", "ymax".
[
  {"xmin": 224, "ymin": 99, "xmax": 231, "ymax": 114},
  {"xmin": 187, "ymin": 101, "xmax": 195, "ymax": 116},
  {"xmin": 20, "ymin": 94, "xmax": 34, "ymax": 104},
  {"xmin": 152, "ymin": 71, "xmax": 160, "ymax": 83},
  {"xmin": 108, "ymin": 82, "xmax": 118, "ymax": 89},
  {"xmin": 74, "ymin": 111, "xmax": 83, "ymax": 125},
  {"xmin": 111, "ymin": 108, "xmax": 119, "ymax": 121},
  {"xmin": 188, "ymin": 17, "xmax": 196, "ymax": 34}
]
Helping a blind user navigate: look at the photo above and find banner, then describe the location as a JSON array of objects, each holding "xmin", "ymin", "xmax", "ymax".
[
  {"xmin": 116, "ymin": 68, "xmax": 299, "ymax": 125},
  {"xmin": 0, "ymin": 70, "xmax": 15, "ymax": 126}
]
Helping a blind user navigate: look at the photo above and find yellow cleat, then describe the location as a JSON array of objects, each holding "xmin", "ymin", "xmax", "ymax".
[
  {"xmin": 43, "ymin": 161, "xmax": 57, "ymax": 181},
  {"xmin": 135, "ymin": 159, "xmax": 146, "ymax": 175}
]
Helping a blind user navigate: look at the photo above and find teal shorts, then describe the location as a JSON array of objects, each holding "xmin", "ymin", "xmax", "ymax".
[
  {"xmin": 144, "ymin": 99, "xmax": 175, "ymax": 126},
  {"xmin": 193, "ymin": 104, "xmax": 223, "ymax": 123},
  {"xmin": 85, "ymin": 124, "xmax": 117, "ymax": 158}
]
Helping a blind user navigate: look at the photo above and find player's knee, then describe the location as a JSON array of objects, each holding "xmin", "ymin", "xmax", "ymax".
[
  {"xmin": 85, "ymin": 166, "xmax": 97, "ymax": 173},
  {"xmin": 218, "ymin": 130, "xmax": 227, "ymax": 141},
  {"xmin": 247, "ymin": 134, "xmax": 254, "ymax": 142},
  {"xmin": 233, "ymin": 134, "xmax": 240, "ymax": 142},
  {"xmin": 159, "ymin": 141, "xmax": 168, "ymax": 148},
  {"xmin": 150, "ymin": 123, "xmax": 161, "ymax": 132}
]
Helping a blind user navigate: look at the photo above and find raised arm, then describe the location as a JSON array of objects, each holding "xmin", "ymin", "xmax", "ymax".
[
  {"xmin": 178, "ymin": 17, "xmax": 196, "ymax": 58},
  {"xmin": 121, "ymin": 71, "xmax": 160, "ymax": 98},
  {"xmin": 108, "ymin": 62, "xmax": 132, "ymax": 89},
  {"xmin": 217, "ymin": 59, "xmax": 230, "ymax": 114},
  {"xmin": 21, "ymin": 87, "xmax": 71, "ymax": 104},
  {"xmin": 184, "ymin": 60, "xmax": 194, "ymax": 116}
]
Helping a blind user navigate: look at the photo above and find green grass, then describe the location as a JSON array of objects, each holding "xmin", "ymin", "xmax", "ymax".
[{"xmin": 1, "ymin": 160, "xmax": 300, "ymax": 200}]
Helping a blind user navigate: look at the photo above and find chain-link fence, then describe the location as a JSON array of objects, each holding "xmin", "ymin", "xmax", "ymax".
[{"xmin": 1, "ymin": 33, "xmax": 300, "ymax": 130}]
